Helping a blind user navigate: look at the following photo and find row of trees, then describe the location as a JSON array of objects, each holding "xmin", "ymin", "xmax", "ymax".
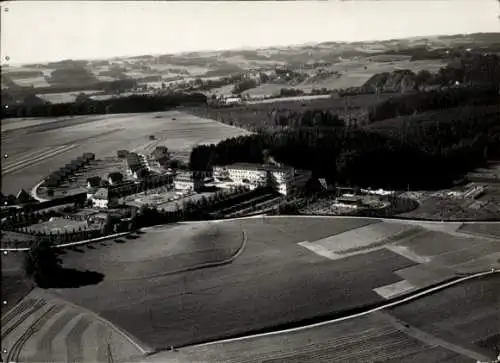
[
  {"xmin": 190, "ymin": 105, "xmax": 500, "ymax": 191},
  {"xmin": 368, "ymin": 85, "xmax": 499, "ymax": 123},
  {"xmin": 1, "ymin": 92, "xmax": 207, "ymax": 119}
]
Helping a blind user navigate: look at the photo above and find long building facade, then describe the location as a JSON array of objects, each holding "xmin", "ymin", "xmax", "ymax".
[{"xmin": 213, "ymin": 163, "xmax": 296, "ymax": 195}]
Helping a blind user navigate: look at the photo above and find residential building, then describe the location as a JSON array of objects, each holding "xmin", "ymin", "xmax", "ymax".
[
  {"xmin": 87, "ymin": 176, "xmax": 102, "ymax": 188},
  {"xmin": 173, "ymin": 172, "xmax": 203, "ymax": 191},
  {"xmin": 125, "ymin": 152, "xmax": 148, "ymax": 178},
  {"xmin": 108, "ymin": 172, "xmax": 124, "ymax": 186}
]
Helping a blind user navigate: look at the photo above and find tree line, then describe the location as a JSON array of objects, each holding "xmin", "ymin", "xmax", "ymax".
[
  {"xmin": 368, "ymin": 85, "xmax": 499, "ymax": 123},
  {"xmin": 1, "ymin": 92, "xmax": 207, "ymax": 119}
]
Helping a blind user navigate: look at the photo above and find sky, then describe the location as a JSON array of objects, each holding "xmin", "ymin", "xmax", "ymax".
[{"xmin": 1, "ymin": 0, "xmax": 499, "ymax": 65}]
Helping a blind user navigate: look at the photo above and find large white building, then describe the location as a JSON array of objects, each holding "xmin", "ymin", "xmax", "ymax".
[{"xmin": 213, "ymin": 163, "xmax": 296, "ymax": 195}]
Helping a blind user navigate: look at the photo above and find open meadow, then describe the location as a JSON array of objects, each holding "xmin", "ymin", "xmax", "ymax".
[{"xmin": 0, "ymin": 110, "xmax": 251, "ymax": 195}]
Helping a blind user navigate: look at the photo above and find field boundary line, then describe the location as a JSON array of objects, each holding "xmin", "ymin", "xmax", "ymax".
[
  {"xmin": 192, "ymin": 269, "xmax": 499, "ymax": 348},
  {"xmin": 117, "ymin": 228, "xmax": 248, "ymax": 281},
  {"xmin": 0, "ymin": 232, "xmax": 131, "ymax": 252}
]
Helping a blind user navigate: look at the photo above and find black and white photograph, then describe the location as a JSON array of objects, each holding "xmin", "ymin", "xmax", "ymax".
[{"xmin": 1, "ymin": 0, "xmax": 500, "ymax": 362}]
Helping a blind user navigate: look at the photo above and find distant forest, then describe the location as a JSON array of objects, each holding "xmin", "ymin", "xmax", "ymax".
[{"xmin": 1, "ymin": 92, "xmax": 207, "ymax": 118}]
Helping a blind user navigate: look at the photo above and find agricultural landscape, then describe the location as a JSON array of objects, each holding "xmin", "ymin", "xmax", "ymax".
[{"xmin": 2, "ymin": 28, "xmax": 500, "ymax": 363}]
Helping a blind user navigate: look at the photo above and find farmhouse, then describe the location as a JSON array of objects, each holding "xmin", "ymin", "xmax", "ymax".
[{"xmin": 213, "ymin": 163, "xmax": 298, "ymax": 195}]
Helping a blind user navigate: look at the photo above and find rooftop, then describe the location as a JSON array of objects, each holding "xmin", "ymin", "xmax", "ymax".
[{"xmin": 216, "ymin": 162, "xmax": 293, "ymax": 173}]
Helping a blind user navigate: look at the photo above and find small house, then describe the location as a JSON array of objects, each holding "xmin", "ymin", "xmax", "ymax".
[{"xmin": 87, "ymin": 176, "xmax": 102, "ymax": 188}]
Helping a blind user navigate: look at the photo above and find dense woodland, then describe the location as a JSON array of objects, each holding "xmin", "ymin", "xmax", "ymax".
[{"xmin": 190, "ymin": 104, "xmax": 500, "ymax": 190}]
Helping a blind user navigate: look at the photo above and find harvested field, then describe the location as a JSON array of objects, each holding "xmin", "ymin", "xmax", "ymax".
[
  {"xmin": 143, "ymin": 310, "xmax": 468, "ymax": 363},
  {"xmin": 1, "ymin": 110, "xmax": 250, "ymax": 195},
  {"xmin": 387, "ymin": 274, "xmax": 500, "ymax": 360},
  {"xmin": 458, "ymin": 222, "xmax": 500, "ymax": 238},
  {"xmin": 47, "ymin": 217, "xmax": 419, "ymax": 349},
  {"xmin": 3, "ymin": 217, "xmax": 499, "ymax": 362},
  {"xmin": 1, "ymin": 291, "xmax": 145, "ymax": 363}
]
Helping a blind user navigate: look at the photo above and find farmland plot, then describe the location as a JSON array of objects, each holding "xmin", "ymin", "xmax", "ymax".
[
  {"xmin": 49, "ymin": 217, "xmax": 418, "ymax": 349},
  {"xmin": 1, "ymin": 110, "xmax": 250, "ymax": 195}
]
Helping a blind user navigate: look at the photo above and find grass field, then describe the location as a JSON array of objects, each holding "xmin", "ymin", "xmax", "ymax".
[{"xmin": 1, "ymin": 110, "xmax": 250, "ymax": 195}]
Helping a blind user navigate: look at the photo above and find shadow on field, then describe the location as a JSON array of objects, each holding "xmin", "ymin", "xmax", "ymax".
[
  {"xmin": 114, "ymin": 238, "xmax": 127, "ymax": 244},
  {"xmin": 86, "ymin": 244, "xmax": 96, "ymax": 249},
  {"xmin": 40, "ymin": 268, "xmax": 104, "ymax": 289},
  {"xmin": 136, "ymin": 230, "xmax": 146, "ymax": 235},
  {"xmin": 126, "ymin": 234, "xmax": 139, "ymax": 240}
]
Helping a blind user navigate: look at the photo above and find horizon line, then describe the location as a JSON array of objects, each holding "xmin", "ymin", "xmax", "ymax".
[{"xmin": 2, "ymin": 31, "xmax": 497, "ymax": 67}]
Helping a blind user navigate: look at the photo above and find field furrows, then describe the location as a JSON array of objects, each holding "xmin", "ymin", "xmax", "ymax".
[
  {"xmin": 258, "ymin": 331, "xmax": 428, "ymax": 363},
  {"xmin": 66, "ymin": 315, "xmax": 94, "ymax": 363},
  {"xmin": 5, "ymin": 304, "xmax": 64, "ymax": 363},
  {"xmin": 205, "ymin": 325, "xmax": 405, "ymax": 363},
  {"xmin": 3, "ymin": 144, "xmax": 78, "ymax": 175},
  {"xmin": 1, "ymin": 299, "xmax": 47, "ymax": 340},
  {"xmin": 1, "ymin": 298, "xmax": 37, "ymax": 326},
  {"xmin": 34, "ymin": 308, "xmax": 79, "ymax": 363}
]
